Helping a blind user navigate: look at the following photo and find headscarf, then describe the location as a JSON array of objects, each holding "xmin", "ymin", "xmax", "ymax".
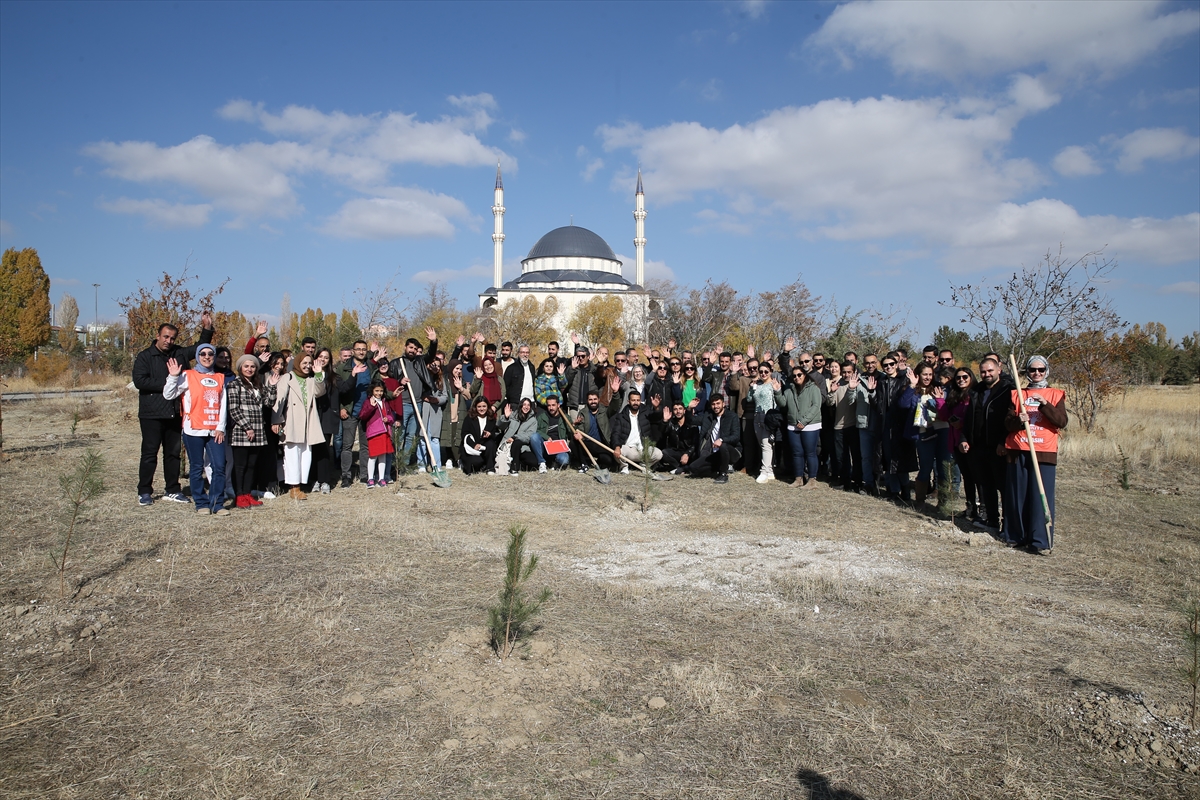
[
  {"xmin": 1026, "ymin": 355, "xmax": 1049, "ymax": 389},
  {"xmin": 480, "ymin": 357, "xmax": 502, "ymax": 405},
  {"xmin": 194, "ymin": 343, "xmax": 216, "ymax": 374}
]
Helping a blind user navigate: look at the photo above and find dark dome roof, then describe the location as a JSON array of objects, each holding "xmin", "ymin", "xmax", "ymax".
[
  {"xmin": 503, "ymin": 269, "xmax": 632, "ymax": 290},
  {"xmin": 524, "ymin": 226, "xmax": 618, "ymax": 262}
]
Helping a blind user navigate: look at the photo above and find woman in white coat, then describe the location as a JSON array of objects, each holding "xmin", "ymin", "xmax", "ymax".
[{"xmin": 272, "ymin": 353, "xmax": 326, "ymax": 499}]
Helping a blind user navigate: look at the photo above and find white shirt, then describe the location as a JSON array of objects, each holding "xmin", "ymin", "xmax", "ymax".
[
  {"xmin": 520, "ymin": 360, "xmax": 534, "ymax": 400},
  {"xmin": 623, "ymin": 410, "xmax": 642, "ymax": 449}
]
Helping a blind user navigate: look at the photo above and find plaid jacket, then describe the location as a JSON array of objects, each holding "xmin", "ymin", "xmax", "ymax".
[{"xmin": 226, "ymin": 378, "xmax": 278, "ymax": 446}]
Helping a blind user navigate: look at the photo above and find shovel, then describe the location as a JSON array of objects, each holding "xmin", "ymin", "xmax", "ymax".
[
  {"xmin": 398, "ymin": 359, "xmax": 452, "ymax": 489},
  {"xmin": 575, "ymin": 429, "xmax": 674, "ymax": 481},
  {"xmin": 560, "ymin": 413, "xmax": 611, "ymax": 484}
]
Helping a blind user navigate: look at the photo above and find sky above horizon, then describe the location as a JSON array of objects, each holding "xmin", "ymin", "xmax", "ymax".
[{"xmin": 2, "ymin": 0, "xmax": 1198, "ymax": 345}]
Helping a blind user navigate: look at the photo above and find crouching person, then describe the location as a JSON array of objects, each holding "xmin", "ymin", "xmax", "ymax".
[{"xmin": 163, "ymin": 344, "xmax": 229, "ymax": 516}]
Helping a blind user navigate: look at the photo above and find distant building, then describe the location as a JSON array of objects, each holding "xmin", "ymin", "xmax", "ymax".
[{"xmin": 478, "ymin": 165, "xmax": 664, "ymax": 343}]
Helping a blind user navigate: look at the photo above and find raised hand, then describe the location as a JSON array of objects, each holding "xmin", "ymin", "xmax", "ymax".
[
  {"xmin": 907, "ymin": 369, "xmax": 919, "ymax": 388},
  {"xmin": 425, "ymin": 327, "xmax": 437, "ymax": 342},
  {"xmin": 650, "ymin": 394, "xmax": 661, "ymax": 408},
  {"xmin": 771, "ymin": 377, "xmax": 782, "ymax": 392},
  {"xmin": 933, "ymin": 386, "xmax": 945, "ymax": 400},
  {"xmin": 473, "ymin": 331, "xmax": 484, "ymax": 342},
  {"xmin": 610, "ymin": 374, "xmax": 622, "ymax": 393},
  {"xmin": 667, "ymin": 338, "xmax": 677, "ymax": 351},
  {"xmin": 557, "ymin": 362, "xmax": 567, "ymax": 375},
  {"xmin": 663, "ymin": 407, "xmax": 670, "ymax": 422},
  {"xmin": 784, "ymin": 336, "xmax": 795, "ymax": 352},
  {"xmin": 369, "ymin": 340, "xmax": 379, "ymax": 352},
  {"xmin": 167, "ymin": 357, "xmax": 181, "ymax": 376},
  {"xmin": 745, "ymin": 344, "xmax": 755, "ymax": 358},
  {"xmin": 865, "ymin": 375, "xmax": 877, "ymax": 391},
  {"xmin": 352, "ymin": 362, "xmax": 368, "ymax": 376},
  {"xmin": 571, "ymin": 332, "xmax": 581, "ymax": 345},
  {"xmin": 847, "ymin": 373, "xmax": 859, "ymax": 389},
  {"xmin": 256, "ymin": 320, "xmax": 268, "ymax": 336},
  {"xmin": 456, "ymin": 334, "xmax": 466, "ymax": 347},
  {"xmin": 763, "ymin": 350, "xmax": 773, "ymax": 363},
  {"xmin": 200, "ymin": 310, "xmax": 213, "ymax": 330}
]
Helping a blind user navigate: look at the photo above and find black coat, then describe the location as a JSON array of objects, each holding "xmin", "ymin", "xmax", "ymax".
[
  {"xmin": 609, "ymin": 407, "xmax": 659, "ymax": 449},
  {"xmin": 503, "ymin": 360, "xmax": 537, "ymax": 407},
  {"xmin": 131, "ymin": 327, "xmax": 214, "ymax": 419},
  {"xmin": 963, "ymin": 375, "xmax": 1016, "ymax": 453},
  {"xmin": 696, "ymin": 409, "xmax": 742, "ymax": 452},
  {"xmin": 662, "ymin": 415, "xmax": 700, "ymax": 458}
]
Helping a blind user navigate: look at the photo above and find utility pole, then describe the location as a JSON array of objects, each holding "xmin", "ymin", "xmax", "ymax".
[{"xmin": 92, "ymin": 283, "xmax": 100, "ymax": 348}]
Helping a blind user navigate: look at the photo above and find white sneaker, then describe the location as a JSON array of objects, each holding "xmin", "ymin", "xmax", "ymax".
[
  {"xmin": 620, "ymin": 466, "xmax": 630, "ymax": 475},
  {"xmin": 262, "ymin": 491, "xmax": 276, "ymax": 500},
  {"xmin": 445, "ymin": 460, "xmax": 455, "ymax": 470},
  {"xmin": 417, "ymin": 466, "xmax": 426, "ymax": 473},
  {"xmin": 756, "ymin": 473, "xmax": 774, "ymax": 483},
  {"xmin": 538, "ymin": 463, "xmax": 548, "ymax": 474}
]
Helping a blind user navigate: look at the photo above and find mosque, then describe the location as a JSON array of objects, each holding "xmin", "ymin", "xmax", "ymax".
[{"xmin": 477, "ymin": 164, "xmax": 663, "ymax": 342}]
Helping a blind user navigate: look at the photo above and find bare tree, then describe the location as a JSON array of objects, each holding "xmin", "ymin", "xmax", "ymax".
[
  {"xmin": 942, "ymin": 245, "xmax": 1120, "ymax": 366},
  {"xmin": 354, "ymin": 269, "xmax": 407, "ymax": 336},
  {"xmin": 754, "ymin": 275, "xmax": 821, "ymax": 351},
  {"xmin": 666, "ymin": 280, "xmax": 749, "ymax": 353}
]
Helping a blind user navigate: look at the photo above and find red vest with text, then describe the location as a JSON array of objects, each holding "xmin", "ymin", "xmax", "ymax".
[
  {"xmin": 185, "ymin": 371, "xmax": 224, "ymax": 433},
  {"xmin": 1005, "ymin": 387, "xmax": 1064, "ymax": 453}
]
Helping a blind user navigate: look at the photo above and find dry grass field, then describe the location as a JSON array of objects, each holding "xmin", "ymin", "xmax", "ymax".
[{"xmin": 1, "ymin": 385, "xmax": 1198, "ymax": 799}]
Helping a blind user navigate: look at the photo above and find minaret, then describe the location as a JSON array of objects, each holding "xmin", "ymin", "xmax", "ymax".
[
  {"xmin": 492, "ymin": 162, "xmax": 505, "ymax": 289},
  {"xmin": 633, "ymin": 168, "xmax": 646, "ymax": 287}
]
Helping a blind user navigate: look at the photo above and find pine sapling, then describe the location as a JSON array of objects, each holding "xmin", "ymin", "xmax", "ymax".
[
  {"xmin": 1117, "ymin": 445, "xmax": 1131, "ymax": 491},
  {"xmin": 1181, "ymin": 596, "xmax": 1200, "ymax": 730},
  {"xmin": 55, "ymin": 448, "xmax": 106, "ymax": 598},
  {"xmin": 487, "ymin": 525, "xmax": 551, "ymax": 659}
]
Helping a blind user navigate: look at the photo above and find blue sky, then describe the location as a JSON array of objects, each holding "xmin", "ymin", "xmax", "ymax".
[{"xmin": 2, "ymin": 0, "xmax": 1198, "ymax": 344}]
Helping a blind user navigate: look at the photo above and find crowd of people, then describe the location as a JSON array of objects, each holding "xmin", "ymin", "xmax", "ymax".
[{"xmin": 132, "ymin": 317, "xmax": 1065, "ymax": 555}]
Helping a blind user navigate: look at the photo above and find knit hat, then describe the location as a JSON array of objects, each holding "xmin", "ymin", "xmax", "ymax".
[{"xmin": 235, "ymin": 354, "xmax": 259, "ymax": 374}]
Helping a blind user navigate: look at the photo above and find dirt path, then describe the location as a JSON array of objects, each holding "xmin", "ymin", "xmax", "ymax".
[{"xmin": 1, "ymin": 395, "xmax": 1197, "ymax": 799}]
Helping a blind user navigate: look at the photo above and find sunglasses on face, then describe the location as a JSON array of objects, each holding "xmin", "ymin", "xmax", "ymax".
[
  {"xmin": 939, "ymin": 357, "xmax": 954, "ymax": 363},
  {"xmin": 882, "ymin": 362, "xmax": 896, "ymax": 367},
  {"xmin": 1029, "ymin": 367, "xmax": 1046, "ymax": 373},
  {"xmin": 956, "ymin": 375, "xmax": 971, "ymax": 382},
  {"xmin": 799, "ymin": 359, "xmax": 812, "ymax": 364}
]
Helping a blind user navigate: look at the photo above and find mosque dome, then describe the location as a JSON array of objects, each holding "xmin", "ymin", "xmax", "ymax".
[{"xmin": 524, "ymin": 226, "xmax": 619, "ymax": 262}]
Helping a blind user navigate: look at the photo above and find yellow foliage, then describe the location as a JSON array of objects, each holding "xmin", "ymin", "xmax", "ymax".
[
  {"xmin": 566, "ymin": 295, "xmax": 625, "ymax": 354},
  {"xmin": 26, "ymin": 351, "xmax": 71, "ymax": 386}
]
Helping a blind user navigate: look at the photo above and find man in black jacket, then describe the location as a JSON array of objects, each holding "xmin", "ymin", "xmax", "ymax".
[
  {"xmin": 961, "ymin": 357, "xmax": 1015, "ymax": 532},
  {"xmin": 660, "ymin": 402, "xmax": 700, "ymax": 474},
  {"xmin": 608, "ymin": 390, "xmax": 662, "ymax": 473},
  {"xmin": 131, "ymin": 312, "xmax": 214, "ymax": 506},
  {"xmin": 571, "ymin": 390, "xmax": 618, "ymax": 471},
  {"xmin": 387, "ymin": 327, "xmax": 438, "ymax": 467},
  {"xmin": 694, "ymin": 395, "xmax": 741, "ymax": 483},
  {"xmin": 503, "ymin": 345, "xmax": 537, "ymax": 410}
]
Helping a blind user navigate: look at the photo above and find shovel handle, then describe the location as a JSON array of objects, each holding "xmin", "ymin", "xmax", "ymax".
[
  {"xmin": 575, "ymin": 429, "xmax": 649, "ymax": 474},
  {"xmin": 560, "ymin": 413, "xmax": 600, "ymax": 468}
]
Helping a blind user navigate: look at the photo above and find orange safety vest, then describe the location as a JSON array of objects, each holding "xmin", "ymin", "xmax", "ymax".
[
  {"xmin": 1005, "ymin": 386, "xmax": 1064, "ymax": 453},
  {"xmin": 185, "ymin": 371, "xmax": 225, "ymax": 433}
]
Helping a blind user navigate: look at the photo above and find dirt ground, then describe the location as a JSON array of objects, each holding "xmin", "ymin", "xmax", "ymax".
[{"xmin": 1, "ymin": 391, "xmax": 1198, "ymax": 799}]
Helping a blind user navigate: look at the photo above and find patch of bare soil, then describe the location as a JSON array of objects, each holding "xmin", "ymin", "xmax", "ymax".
[{"xmin": 1, "ymin": 393, "xmax": 1199, "ymax": 799}]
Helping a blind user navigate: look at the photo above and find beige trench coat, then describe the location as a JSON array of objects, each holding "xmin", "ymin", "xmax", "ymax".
[{"xmin": 272, "ymin": 373, "xmax": 327, "ymax": 446}]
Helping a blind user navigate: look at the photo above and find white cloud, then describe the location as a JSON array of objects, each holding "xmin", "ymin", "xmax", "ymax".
[
  {"xmin": 1159, "ymin": 281, "xmax": 1200, "ymax": 296},
  {"xmin": 1052, "ymin": 145, "xmax": 1103, "ymax": 177},
  {"xmin": 0, "ymin": 219, "xmax": 15, "ymax": 236},
  {"xmin": 98, "ymin": 197, "xmax": 213, "ymax": 227},
  {"xmin": 810, "ymin": 0, "xmax": 1200, "ymax": 80},
  {"xmin": 1112, "ymin": 127, "xmax": 1200, "ymax": 173},
  {"xmin": 411, "ymin": 263, "xmax": 493, "ymax": 284},
  {"xmin": 91, "ymin": 98, "xmax": 513, "ymax": 238},
  {"xmin": 601, "ymin": 88, "xmax": 1198, "ymax": 269},
  {"xmin": 508, "ymin": 128, "xmax": 527, "ymax": 143},
  {"xmin": 581, "ymin": 158, "xmax": 604, "ymax": 182},
  {"xmin": 740, "ymin": 0, "xmax": 767, "ymax": 20},
  {"xmin": 320, "ymin": 188, "xmax": 470, "ymax": 240}
]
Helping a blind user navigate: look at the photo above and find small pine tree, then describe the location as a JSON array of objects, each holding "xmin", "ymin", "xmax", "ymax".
[
  {"xmin": 1181, "ymin": 597, "xmax": 1200, "ymax": 730},
  {"xmin": 55, "ymin": 448, "xmax": 106, "ymax": 598},
  {"xmin": 487, "ymin": 525, "xmax": 551, "ymax": 659}
]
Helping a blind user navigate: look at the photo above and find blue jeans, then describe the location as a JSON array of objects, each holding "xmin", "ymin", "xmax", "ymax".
[
  {"xmin": 417, "ymin": 435, "xmax": 441, "ymax": 469},
  {"xmin": 402, "ymin": 405, "xmax": 420, "ymax": 464},
  {"xmin": 183, "ymin": 432, "xmax": 225, "ymax": 511},
  {"xmin": 787, "ymin": 429, "xmax": 820, "ymax": 482},
  {"xmin": 916, "ymin": 437, "xmax": 938, "ymax": 487},
  {"xmin": 858, "ymin": 428, "xmax": 878, "ymax": 488},
  {"xmin": 529, "ymin": 433, "xmax": 570, "ymax": 468}
]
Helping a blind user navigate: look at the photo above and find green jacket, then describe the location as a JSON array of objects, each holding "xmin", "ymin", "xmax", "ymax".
[
  {"xmin": 536, "ymin": 409, "xmax": 570, "ymax": 441},
  {"xmin": 774, "ymin": 381, "xmax": 822, "ymax": 428}
]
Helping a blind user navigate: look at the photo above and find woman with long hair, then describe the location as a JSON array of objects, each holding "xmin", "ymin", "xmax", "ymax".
[
  {"xmin": 441, "ymin": 360, "xmax": 472, "ymax": 469},
  {"xmin": 899, "ymin": 362, "xmax": 942, "ymax": 508},
  {"xmin": 501, "ymin": 397, "xmax": 539, "ymax": 473},
  {"xmin": 775, "ymin": 366, "xmax": 822, "ymax": 488},
  {"xmin": 534, "ymin": 357, "xmax": 567, "ymax": 410},
  {"xmin": 417, "ymin": 360, "xmax": 449, "ymax": 473},
  {"xmin": 943, "ymin": 366, "xmax": 978, "ymax": 520},
  {"xmin": 310, "ymin": 348, "xmax": 342, "ymax": 494},
  {"xmin": 271, "ymin": 353, "xmax": 327, "ymax": 500},
  {"xmin": 256, "ymin": 352, "xmax": 288, "ymax": 496}
]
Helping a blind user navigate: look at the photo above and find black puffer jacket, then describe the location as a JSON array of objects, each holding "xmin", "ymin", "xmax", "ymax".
[
  {"xmin": 131, "ymin": 328, "xmax": 214, "ymax": 419},
  {"xmin": 963, "ymin": 374, "xmax": 1016, "ymax": 454}
]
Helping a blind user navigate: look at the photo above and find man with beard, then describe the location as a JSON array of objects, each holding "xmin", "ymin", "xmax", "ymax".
[
  {"xmin": 960, "ymin": 357, "xmax": 1015, "ymax": 533},
  {"xmin": 571, "ymin": 389, "xmax": 619, "ymax": 471},
  {"xmin": 660, "ymin": 401, "xmax": 700, "ymax": 474},
  {"xmin": 385, "ymin": 327, "xmax": 439, "ymax": 473},
  {"xmin": 609, "ymin": 390, "xmax": 662, "ymax": 473},
  {"xmin": 503, "ymin": 345, "xmax": 537, "ymax": 408},
  {"xmin": 694, "ymin": 395, "xmax": 741, "ymax": 484}
]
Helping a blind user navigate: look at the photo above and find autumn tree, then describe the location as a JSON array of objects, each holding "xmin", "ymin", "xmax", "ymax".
[
  {"xmin": 754, "ymin": 275, "xmax": 821, "ymax": 351},
  {"xmin": 1058, "ymin": 330, "xmax": 1129, "ymax": 433},
  {"xmin": 212, "ymin": 310, "xmax": 252, "ymax": 348},
  {"xmin": 279, "ymin": 293, "xmax": 296, "ymax": 349},
  {"xmin": 814, "ymin": 301, "xmax": 912, "ymax": 360},
  {"xmin": 58, "ymin": 293, "xmax": 80, "ymax": 351},
  {"xmin": 296, "ymin": 308, "xmax": 337, "ymax": 348},
  {"xmin": 402, "ymin": 282, "xmax": 468, "ymax": 347},
  {"xmin": 486, "ymin": 296, "xmax": 558, "ymax": 351},
  {"xmin": 336, "ymin": 310, "xmax": 363, "ymax": 350},
  {"xmin": 567, "ymin": 294, "xmax": 626, "ymax": 354},
  {"xmin": 0, "ymin": 247, "xmax": 52, "ymax": 362},
  {"xmin": 118, "ymin": 260, "xmax": 228, "ymax": 350}
]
